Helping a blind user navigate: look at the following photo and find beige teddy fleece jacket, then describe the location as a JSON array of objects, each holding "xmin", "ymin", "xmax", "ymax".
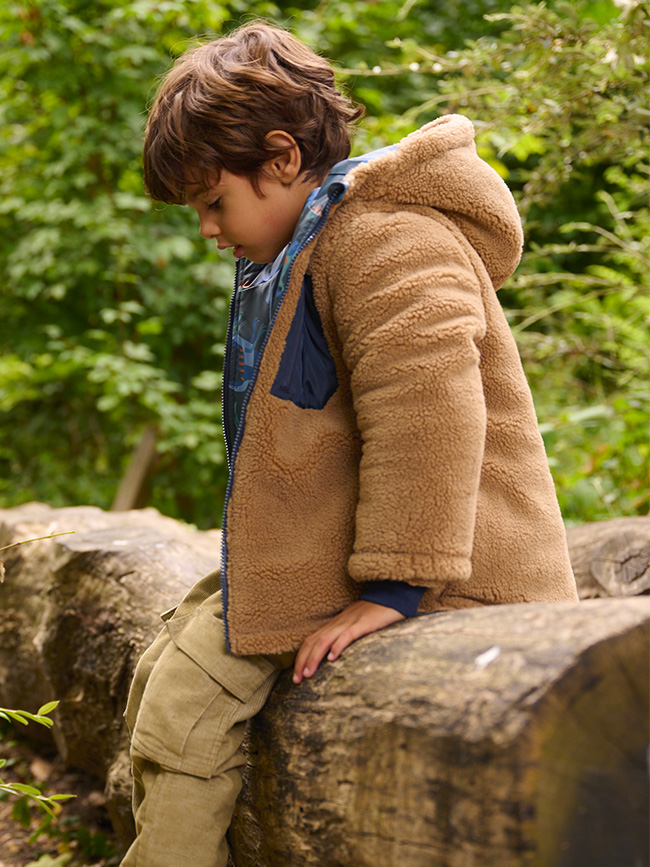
[{"xmin": 223, "ymin": 114, "xmax": 578, "ymax": 655}]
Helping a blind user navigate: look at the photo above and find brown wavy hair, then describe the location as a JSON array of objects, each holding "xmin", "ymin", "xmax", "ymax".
[{"xmin": 143, "ymin": 21, "xmax": 364, "ymax": 203}]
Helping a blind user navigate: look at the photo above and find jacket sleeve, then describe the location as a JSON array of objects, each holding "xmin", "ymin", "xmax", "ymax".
[
  {"xmin": 360, "ymin": 579, "xmax": 427, "ymax": 616},
  {"xmin": 327, "ymin": 206, "xmax": 488, "ymax": 593}
]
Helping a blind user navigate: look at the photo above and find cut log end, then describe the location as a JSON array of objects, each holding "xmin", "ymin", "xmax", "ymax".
[{"xmin": 567, "ymin": 516, "xmax": 650, "ymax": 599}]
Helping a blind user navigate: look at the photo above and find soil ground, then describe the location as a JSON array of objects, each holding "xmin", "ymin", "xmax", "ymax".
[{"xmin": 0, "ymin": 733, "xmax": 124, "ymax": 867}]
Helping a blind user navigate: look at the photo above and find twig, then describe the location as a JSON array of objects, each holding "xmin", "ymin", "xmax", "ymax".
[{"xmin": 0, "ymin": 531, "xmax": 75, "ymax": 553}]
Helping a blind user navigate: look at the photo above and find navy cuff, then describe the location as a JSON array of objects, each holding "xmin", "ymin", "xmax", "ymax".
[{"xmin": 360, "ymin": 580, "xmax": 427, "ymax": 618}]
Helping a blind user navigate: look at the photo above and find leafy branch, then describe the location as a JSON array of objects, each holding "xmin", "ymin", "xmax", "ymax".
[{"xmin": 0, "ymin": 701, "xmax": 76, "ymax": 818}]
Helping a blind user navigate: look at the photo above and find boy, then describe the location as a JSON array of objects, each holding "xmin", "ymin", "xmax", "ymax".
[{"xmin": 123, "ymin": 20, "xmax": 578, "ymax": 867}]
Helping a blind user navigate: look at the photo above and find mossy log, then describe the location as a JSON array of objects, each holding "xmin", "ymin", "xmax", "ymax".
[{"xmin": 0, "ymin": 504, "xmax": 648, "ymax": 866}]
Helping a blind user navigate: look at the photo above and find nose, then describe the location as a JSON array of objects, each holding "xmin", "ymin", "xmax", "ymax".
[{"xmin": 199, "ymin": 213, "xmax": 219, "ymax": 240}]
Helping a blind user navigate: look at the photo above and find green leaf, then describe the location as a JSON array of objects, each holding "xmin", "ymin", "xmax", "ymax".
[
  {"xmin": 3, "ymin": 711, "xmax": 29, "ymax": 725},
  {"xmin": 10, "ymin": 783, "xmax": 43, "ymax": 796},
  {"xmin": 37, "ymin": 700, "xmax": 60, "ymax": 716}
]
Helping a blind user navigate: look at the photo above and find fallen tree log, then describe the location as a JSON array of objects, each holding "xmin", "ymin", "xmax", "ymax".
[
  {"xmin": 0, "ymin": 504, "xmax": 648, "ymax": 866},
  {"xmin": 566, "ymin": 516, "xmax": 650, "ymax": 598},
  {"xmin": 0, "ymin": 503, "xmax": 221, "ymax": 843},
  {"xmin": 233, "ymin": 599, "xmax": 649, "ymax": 867}
]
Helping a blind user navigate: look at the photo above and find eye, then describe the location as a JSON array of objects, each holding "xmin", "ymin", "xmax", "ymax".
[{"xmin": 207, "ymin": 197, "xmax": 222, "ymax": 211}]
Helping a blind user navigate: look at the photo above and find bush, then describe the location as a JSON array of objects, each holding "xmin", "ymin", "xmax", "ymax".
[{"xmin": 1, "ymin": 0, "xmax": 647, "ymax": 525}]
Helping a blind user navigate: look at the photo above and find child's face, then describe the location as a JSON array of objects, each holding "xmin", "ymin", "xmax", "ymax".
[{"xmin": 187, "ymin": 169, "xmax": 314, "ymax": 265}]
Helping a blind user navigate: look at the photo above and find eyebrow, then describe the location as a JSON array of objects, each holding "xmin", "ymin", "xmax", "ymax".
[
  {"xmin": 184, "ymin": 188, "xmax": 211, "ymax": 207},
  {"xmin": 185, "ymin": 179, "xmax": 222, "ymax": 205}
]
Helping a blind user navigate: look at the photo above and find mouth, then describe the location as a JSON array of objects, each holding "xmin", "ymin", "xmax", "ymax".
[{"xmin": 218, "ymin": 244, "xmax": 245, "ymax": 259}]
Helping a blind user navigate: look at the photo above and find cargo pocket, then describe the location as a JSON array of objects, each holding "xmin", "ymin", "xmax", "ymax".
[{"xmin": 130, "ymin": 607, "xmax": 277, "ymax": 779}]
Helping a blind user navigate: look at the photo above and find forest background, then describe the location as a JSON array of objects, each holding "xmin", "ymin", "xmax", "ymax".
[{"xmin": 0, "ymin": 0, "xmax": 647, "ymax": 530}]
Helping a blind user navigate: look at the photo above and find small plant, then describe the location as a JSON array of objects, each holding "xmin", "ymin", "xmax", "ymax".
[
  {"xmin": 0, "ymin": 530, "xmax": 121, "ymax": 863},
  {"xmin": 25, "ymin": 855, "xmax": 72, "ymax": 867},
  {"xmin": 0, "ymin": 701, "xmax": 75, "ymax": 817},
  {"xmin": 1, "ymin": 536, "xmax": 77, "ymax": 818}
]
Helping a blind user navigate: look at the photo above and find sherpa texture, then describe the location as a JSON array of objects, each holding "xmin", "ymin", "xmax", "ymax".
[{"xmin": 225, "ymin": 115, "xmax": 578, "ymax": 655}]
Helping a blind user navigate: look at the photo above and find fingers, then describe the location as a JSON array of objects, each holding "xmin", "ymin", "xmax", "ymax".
[
  {"xmin": 292, "ymin": 632, "xmax": 333, "ymax": 684},
  {"xmin": 293, "ymin": 625, "xmax": 340, "ymax": 684},
  {"xmin": 292, "ymin": 601, "xmax": 404, "ymax": 684},
  {"xmin": 326, "ymin": 631, "xmax": 352, "ymax": 663}
]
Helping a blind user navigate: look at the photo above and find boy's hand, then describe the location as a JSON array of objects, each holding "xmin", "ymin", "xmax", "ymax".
[{"xmin": 292, "ymin": 600, "xmax": 404, "ymax": 684}]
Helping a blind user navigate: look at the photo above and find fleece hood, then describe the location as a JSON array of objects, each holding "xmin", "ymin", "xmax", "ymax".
[{"xmin": 341, "ymin": 115, "xmax": 524, "ymax": 290}]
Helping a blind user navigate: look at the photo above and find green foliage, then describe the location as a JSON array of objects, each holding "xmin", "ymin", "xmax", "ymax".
[
  {"xmin": 27, "ymin": 812, "xmax": 121, "ymax": 863},
  {"xmin": 0, "ymin": 0, "xmax": 647, "ymax": 525},
  {"xmin": 0, "ymin": 701, "xmax": 59, "ymax": 728},
  {"xmin": 0, "ymin": 702, "xmax": 76, "ymax": 818},
  {"xmin": 1, "ymin": 700, "xmax": 121, "ymax": 864},
  {"xmin": 25, "ymin": 856, "xmax": 72, "ymax": 867},
  {"xmin": 0, "ymin": 0, "xmax": 250, "ymax": 525}
]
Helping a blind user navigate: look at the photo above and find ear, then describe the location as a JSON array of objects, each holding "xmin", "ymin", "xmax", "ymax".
[{"xmin": 263, "ymin": 130, "xmax": 302, "ymax": 184}]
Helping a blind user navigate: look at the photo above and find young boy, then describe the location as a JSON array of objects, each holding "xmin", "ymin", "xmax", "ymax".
[{"xmin": 123, "ymin": 20, "xmax": 578, "ymax": 867}]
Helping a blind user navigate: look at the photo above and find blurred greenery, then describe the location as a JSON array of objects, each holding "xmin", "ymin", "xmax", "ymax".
[{"xmin": 0, "ymin": 0, "xmax": 647, "ymax": 527}]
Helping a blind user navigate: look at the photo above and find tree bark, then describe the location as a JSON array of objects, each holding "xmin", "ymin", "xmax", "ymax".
[
  {"xmin": 233, "ymin": 598, "xmax": 649, "ymax": 867},
  {"xmin": 566, "ymin": 515, "xmax": 650, "ymax": 598},
  {"xmin": 0, "ymin": 504, "xmax": 648, "ymax": 866},
  {"xmin": 111, "ymin": 425, "xmax": 159, "ymax": 512}
]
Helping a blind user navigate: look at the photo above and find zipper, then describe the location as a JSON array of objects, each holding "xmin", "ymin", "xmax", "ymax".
[
  {"xmin": 220, "ymin": 258, "xmax": 241, "ymax": 473},
  {"xmin": 219, "ymin": 192, "xmax": 340, "ymax": 650}
]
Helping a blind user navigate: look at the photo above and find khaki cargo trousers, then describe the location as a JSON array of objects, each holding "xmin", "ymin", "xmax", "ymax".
[{"xmin": 121, "ymin": 569, "xmax": 294, "ymax": 867}]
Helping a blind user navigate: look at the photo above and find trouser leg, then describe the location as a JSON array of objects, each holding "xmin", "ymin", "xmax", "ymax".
[
  {"xmin": 123, "ymin": 569, "xmax": 224, "ymax": 820},
  {"xmin": 122, "ymin": 669, "xmax": 278, "ymax": 867},
  {"xmin": 120, "ymin": 571, "xmax": 294, "ymax": 867},
  {"xmin": 124, "ymin": 627, "xmax": 172, "ymax": 818},
  {"xmin": 125, "ymin": 755, "xmax": 243, "ymax": 867}
]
